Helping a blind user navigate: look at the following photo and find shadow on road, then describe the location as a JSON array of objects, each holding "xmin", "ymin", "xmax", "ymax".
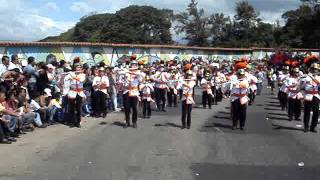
[
  {"xmin": 272, "ymin": 124, "xmax": 303, "ymax": 132},
  {"xmin": 154, "ymin": 123, "xmax": 182, "ymax": 129},
  {"xmin": 264, "ymin": 107, "xmax": 280, "ymax": 111},
  {"xmin": 268, "ymin": 112, "xmax": 287, "ymax": 116},
  {"xmin": 267, "ymin": 116, "xmax": 289, "ymax": 121},
  {"xmin": 111, "ymin": 121, "xmax": 125, "ymax": 127}
]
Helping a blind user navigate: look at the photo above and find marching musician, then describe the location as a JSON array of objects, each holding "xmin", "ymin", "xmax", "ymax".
[
  {"xmin": 92, "ymin": 67, "xmax": 109, "ymax": 118},
  {"xmin": 285, "ymin": 67, "xmax": 303, "ymax": 121},
  {"xmin": 230, "ymin": 60, "xmax": 249, "ymax": 130},
  {"xmin": 301, "ymin": 62, "xmax": 320, "ymax": 133},
  {"xmin": 67, "ymin": 62, "xmax": 86, "ymax": 128},
  {"xmin": 154, "ymin": 62, "xmax": 170, "ymax": 112},
  {"xmin": 140, "ymin": 74, "xmax": 154, "ymax": 119},
  {"xmin": 180, "ymin": 65, "xmax": 196, "ymax": 129},
  {"xmin": 278, "ymin": 66, "xmax": 290, "ymax": 111},
  {"xmin": 201, "ymin": 71, "xmax": 213, "ymax": 109},
  {"xmin": 123, "ymin": 59, "xmax": 143, "ymax": 128}
]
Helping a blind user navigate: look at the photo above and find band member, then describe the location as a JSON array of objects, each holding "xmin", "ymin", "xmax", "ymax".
[
  {"xmin": 67, "ymin": 62, "xmax": 86, "ymax": 128},
  {"xmin": 180, "ymin": 68, "xmax": 196, "ymax": 129},
  {"xmin": 301, "ymin": 62, "xmax": 320, "ymax": 133},
  {"xmin": 230, "ymin": 61, "xmax": 249, "ymax": 130},
  {"xmin": 92, "ymin": 67, "xmax": 109, "ymax": 118},
  {"xmin": 278, "ymin": 66, "xmax": 290, "ymax": 110},
  {"xmin": 285, "ymin": 67, "xmax": 302, "ymax": 121},
  {"xmin": 201, "ymin": 71, "xmax": 213, "ymax": 109},
  {"xmin": 154, "ymin": 63, "xmax": 170, "ymax": 112},
  {"xmin": 123, "ymin": 59, "xmax": 142, "ymax": 128},
  {"xmin": 167, "ymin": 66, "xmax": 178, "ymax": 107},
  {"xmin": 140, "ymin": 75, "xmax": 154, "ymax": 118},
  {"xmin": 247, "ymin": 70, "xmax": 258, "ymax": 105}
]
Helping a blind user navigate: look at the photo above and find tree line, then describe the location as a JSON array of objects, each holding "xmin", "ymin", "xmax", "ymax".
[{"xmin": 41, "ymin": 0, "xmax": 320, "ymax": 48}]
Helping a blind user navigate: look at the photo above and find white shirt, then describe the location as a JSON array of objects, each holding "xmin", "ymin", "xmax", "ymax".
[{"xmin": 93, "ymin": 76, "xmax": 110, "ymax": 94}]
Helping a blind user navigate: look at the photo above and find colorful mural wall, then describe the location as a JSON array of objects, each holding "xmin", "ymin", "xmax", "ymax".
[{"xmin": 0, "ymin": 43, "xmax": 319, "ymax": 66}]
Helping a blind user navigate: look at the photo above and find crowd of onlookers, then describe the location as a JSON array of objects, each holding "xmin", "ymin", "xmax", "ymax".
[{"xmin": 0, "ymin": 55, "xmax": 121, "ymax": 144}]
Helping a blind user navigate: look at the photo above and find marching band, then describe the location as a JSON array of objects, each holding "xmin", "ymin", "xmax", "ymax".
[{"xmin": 59, "ymin": 54, "xmax": 320, "ymax": 132}]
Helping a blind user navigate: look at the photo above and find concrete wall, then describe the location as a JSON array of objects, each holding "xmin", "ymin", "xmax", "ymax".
[{"xmin": 0, "ymin": 43, "xmax": 319, "ymax": 66}]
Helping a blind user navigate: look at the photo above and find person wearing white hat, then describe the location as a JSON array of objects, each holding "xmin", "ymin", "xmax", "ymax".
[
  {"xmin": 123, "ymin": 59, "xmax": 143, "ymax": 128},
  {"xmin": 154, "ymin": 63, "xmax": 170, "ymax": 112},
  {"xmin": 92, "ymin": 67, "xmax": 109, "ymax": 118},
  {"xmin": 301, "ymin": 63, "xmax": 320, "ymax": 132},
  {"xmin": 67, "ymin": 62, "xmax": 86, "ymax": 128},
  {"xmin": 285, "ymin": 67, "xmax": 303, "ymax": 121},
  {"xmin": 278, "ymin": 66, "xmax": 290, "ymax": 110}
]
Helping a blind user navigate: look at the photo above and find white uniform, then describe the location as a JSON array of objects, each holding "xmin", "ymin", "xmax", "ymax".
[
  {"xmin": 67, "ymin": 72, "xmax": 86, "ymax": 99},
  {"xmin": 285, "ymin": 76, "xmax": 303, "ymax": 99},
  {"xmin": 93, "ymin": 76, "xmax": 110, "ymax": 95},
  {"xmin": 301, "ymin": 73, "xmax": 320, "ymax": 101},
  {"xmin": 230, "ymin": 77, "xmax": 250, "ymax": 104}
]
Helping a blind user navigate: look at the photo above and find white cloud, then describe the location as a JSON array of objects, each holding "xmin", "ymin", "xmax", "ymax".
[
  {"xmin": 0, "ymin": 0, "xmax": 74, "ymax": 41},
  {"xmin": 45, "ymin": 2, "xmax": 60, "ymax": 12},
  {"xmin": 70, "ymin": 2, "xmax": 95, "ymax": 13}
]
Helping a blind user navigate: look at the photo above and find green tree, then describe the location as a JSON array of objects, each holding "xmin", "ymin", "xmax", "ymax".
[
  {"xmin": 208, "ymin": 13, "xmax": 231, "ymax": 46},
  {"xmin": 233, "ymin": 0, "xmax": 260, "ymax": 47},
  {"xmin": 175, "ymin": 0, "xmax": 209, "ymax": 46}
]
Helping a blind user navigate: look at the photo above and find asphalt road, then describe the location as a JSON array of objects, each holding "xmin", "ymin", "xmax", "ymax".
[{"xmin": 1, "ymin": 87, "xmax": 320, "ymax": 180}]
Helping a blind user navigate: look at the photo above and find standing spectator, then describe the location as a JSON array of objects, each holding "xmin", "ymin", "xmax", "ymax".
[
  {"xmin": 23, "ymin": 56, "xmax": 39, "ymax": 94},
  {"xmin": 0, "ymin": 56, "xmax": 10, "ymax": 76}
]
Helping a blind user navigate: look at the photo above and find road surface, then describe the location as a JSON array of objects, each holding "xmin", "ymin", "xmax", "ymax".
[{"xmin": 1, "ymin": 87, "xmax": 320, "ymax": 180}]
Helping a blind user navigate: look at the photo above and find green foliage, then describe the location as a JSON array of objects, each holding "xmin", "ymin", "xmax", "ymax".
[
  {"xmin": 42, "ymin": 0, "xmax": 320, "ymax": 48},
  {"xmin": 42, "ymin": 6, "xmax": 173, "ymax": 44}
]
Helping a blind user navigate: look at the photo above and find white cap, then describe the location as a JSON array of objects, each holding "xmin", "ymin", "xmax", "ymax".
[
  {"xmin": 44, "ymin": 88, "xmax": 52, "ymax": 97},
  {"xmin": 46, "ymin": 64, "xmax": 55, "ymax": 69},
  {"xmin": 21, "ymin": 59, "xmax": 28, "ymax": 67}
]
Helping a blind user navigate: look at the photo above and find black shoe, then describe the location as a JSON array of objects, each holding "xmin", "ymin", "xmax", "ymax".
[
  {"xmin": 102, "ymin": 113, "xmax": 107, "ymax": 118},
  {"xmin": 39, "ymin": 124, "xmax": 47, "ymax": 128},
  {"xmin": 304, "ymin": 127, "xmax": 309, "ymax": 133},
  {"xmin": 181, "ymin": 125, "xmax": 186, "ymax": 129},
  {"xmin": 310, "ymin": 129, "xmax": 317, "ymax": 133},
  {"xmin": 209, "ymin": 107, "xmax": 212, "ymax": 109},
  {"xmin": 0, "ymin": 139, "xmax": 12, "ymax": 144},
  {"xmin": 295, "ymin": 118, "xmax": 301, "ymax": 121},
  {"xmin": 133, "ymin": 123, "xmax": 137, "ymax": 128},
  {"xmin": 7, "ymin": 137, "xmax": 17, "ymax": 142},
  {"xmin": 240, "ymin": 127, "xmax": 245, "ymax": 131},
  {"xmin": 143, "ymin": 116, "xmax": 146, "ymax": 119},
  {"xmin": 162, "ymin": 109, "xmax": 166, "ymax": 112},
  {"xmin": 232, "ymin": 126, "xmax": 236, "ymax": 130},
  {"xmin": 187, "ymin": 126, "xmax": 190, "ymax": 129},
  {"xmin": 123, "ymin": 124, "xmax": 128, "ymax": 128}
]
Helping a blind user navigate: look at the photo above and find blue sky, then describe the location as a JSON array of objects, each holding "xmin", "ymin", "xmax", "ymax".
[{"xmin": 0, "ymin": 0, "xmax": 301, "ymax": 41}]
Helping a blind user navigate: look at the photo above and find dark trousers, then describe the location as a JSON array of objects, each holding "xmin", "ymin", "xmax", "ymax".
[
  {"xmin": 231, "ymin": 99, "xmax": 247, "ymax": 128},
  {"xmin": 68, "ymin": 95, "xmax": 82, "ymax": 126},
  {"xmin": 202, "ymin": 91, "xmax": 212, "ymax": 108},
  {"xmin": 211, "ymin": 86, "xmax": 218, "ymax": 104},
  {"xmin": 278, "ymin": 91, "xmax": 288, "ymax": 110},
  {"xmin": 0, "ymin": 123, "xmax": 6, "ymax": 141},
  {"xmin": 167, "ymin": 88, "xmax": 177, "ymax": 107},
  {"xmin": 196, "ymin": 76, "xmax": 202, "ymax": 87},
  {"xmin": 142, "ymin": 99, "xmax": 151, "ymax": 117},
  {"xmin": 248, "ymin": 89, "xmax": 256, "ymax": 105},
  {"xmin": 91, "ymin": 90, "xmax": 97, "ymax": 115},
  {"xmin": 156, "ymin": 88, "xmax": 166, "ymax": 110},
  {"xmin": 288, "ymin": 98, "xmax": 301, "ymax": 120},
  {"xmin": 181, "ymin": 100, "xmax": 192, "ymax": 127},
  {"xmin": 95, "ymin": 91, "xmax": 107, "ymax": 116},
  {"xmin": 123, "ymin": 93, "xmax": 138, "ymax": 125},
  {"xmin": 304, "ymin": 97, "xmax": 319, "ymax": 130}
]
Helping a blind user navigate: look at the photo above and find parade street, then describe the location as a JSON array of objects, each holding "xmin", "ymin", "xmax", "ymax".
[{"xmin": 1, "ymin": 87, "xmax": 320, "ymax": 180}]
